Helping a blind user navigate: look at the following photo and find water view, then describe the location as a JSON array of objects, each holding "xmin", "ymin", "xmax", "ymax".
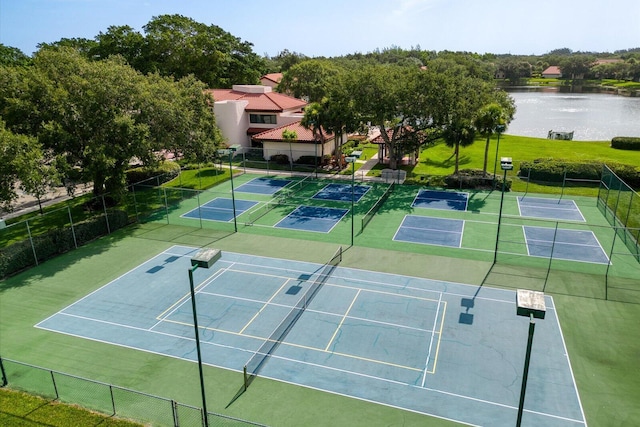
[{"xmin": 506, "ymin": 88, "xmax": 640, "ymax": 141}]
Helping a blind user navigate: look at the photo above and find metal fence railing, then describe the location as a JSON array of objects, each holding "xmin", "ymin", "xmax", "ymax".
[{"xmin": 0, "ymin": 357, "xmax": 268, "ymax": 427}]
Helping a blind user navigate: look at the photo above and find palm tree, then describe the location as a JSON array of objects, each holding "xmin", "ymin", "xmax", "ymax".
[
  {"xmin": 474, "ymin": 103, "xmax": 507, "ymax": 176},
  {"xmin": 442, "ymin": 119, "xmax": 476, "ymax": 175}
]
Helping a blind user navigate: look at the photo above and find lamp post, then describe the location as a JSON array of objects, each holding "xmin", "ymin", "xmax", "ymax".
[
  {"xmin": 494, "ymin": 157, "xmax": 513, "ymax": 263},
  {"xmin": 515, "ymin": 289, "xmax": 546, "ymax": 427},
  {"xmin": 218, "ymin": 149, "xmax": 237, "ymax": 232},
  {"xmin": 345, "ymin": 156, "xmax": 357, "ymax": 246},
  {"xmin": 188, "ymin": 248, "xmax": 222, "ymax": 427},
  {"xmin": 492, "ymin": 124, "xmax": 506, "ymax": 190}
]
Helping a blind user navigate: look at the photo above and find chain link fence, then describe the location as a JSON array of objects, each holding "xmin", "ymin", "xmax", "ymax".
[{"xmin": 0, "ymin": 358, "xmax": 268, "ymax": 427}]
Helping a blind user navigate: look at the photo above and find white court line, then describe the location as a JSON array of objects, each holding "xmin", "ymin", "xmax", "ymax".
[{"xmin": 422, "ymin": 292, "xmax": 443, "ymax": 387}]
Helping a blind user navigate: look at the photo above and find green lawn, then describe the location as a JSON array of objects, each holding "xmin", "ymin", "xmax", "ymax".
[{"xmin": 0, "ymin": 388, "xmax": 142, "ymax": 427}]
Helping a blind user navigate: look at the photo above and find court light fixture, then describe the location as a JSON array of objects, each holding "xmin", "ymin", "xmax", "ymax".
[
  {"xmin": 217, "ymin": 149, "xmax": 238, "ymax": 232},
  {"xmin": 492, "ymin": 125, "xmax": 506, "ymax": 189},
  {"xmin": 494, "ymin": 157, "xmax": 513, "ymax": 262},
  {"xmin": 188, "ymin": 248, "xmax": 222, "ymax": 427},
  {"xmin": 515, "ymin": 289, "xmax": 546, "ymax": 427}
]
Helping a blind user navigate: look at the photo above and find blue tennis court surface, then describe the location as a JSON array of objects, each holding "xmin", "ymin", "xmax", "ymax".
[
  {"xmin": 394, "ymin": 215, "xmax": 464, "ymax": 247},
  {"xmin": 412, "ymin": 189, "xmax": 469, "ymax": 211},
  {"xmin": 235, "ymin": 177, "xmax": 291, "ymax": 195},
  {"xmin": 35, "ymin": 246, "xmax": 586, "ymax": 427},
  {"xmin": 275, "ymin": 205, "xmax": 348, "ymax": 233},
  {"xmin": 311, "ymin": 183, "xmax": 372, "ymax": 202},
  {"xmin": 518, "ymin": 196, "xmax": 585, "ymax": 222},
  {"xmin": 181, "ymin": 198, "xmax": 257, "ymax": 222},
  {"xmin": 524, "ymin": 226, "xmax": 610, "ymax": 264}
]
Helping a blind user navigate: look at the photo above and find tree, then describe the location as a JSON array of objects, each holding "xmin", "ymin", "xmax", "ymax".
[
  {"xmin": 347, "ymin": 65, "xmax": 440, "ymax": 169},
  {"xmin": 441, "ymin": 119, "xmax": 476, "ymax": 175},
  {"xmin": 301, "ymin": 101, "xmax": 329, "ymax": 159},
  {"xmin": 1, "ymin": 48, "xmax": 222, "ymax": 201},
  {"xmin": 0, "ymin": 121, "xmax": 47, "ymax": 212},
  {"xmin": 559, "ymin": 55, "xmax": 595, "ymax": 89},
  {"xmin": 141, "ymin": 14, "xmax": 265, "ymax": 87},
  {"xmin": 282, "ymin": 129, "xmax": 298, "ymax": 166},
  {"xmin": 473, "ymin": 102, "xmax": 514, "ymax": 176},
  {"xmin": 278, "ymin": 59, "xmax": 341, "ymax": 102},
  {"xmin": 0, "ymin": 44, "xmax": 31, "ymax": 66}
]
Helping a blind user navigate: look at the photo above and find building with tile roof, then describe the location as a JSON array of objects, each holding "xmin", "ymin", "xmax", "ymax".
[
  {"xmin": 541, "ymin": 66, "xmax": 562, "ymax": 78},
  {"xmin": 260, "ymin": 73, "xmax": 283, "ymax": 89},
  {"xmin": 206, "ymin": 85, "xmax": 308, "ymax": 149},
  {"xmin": 252, "ymin": 121, "xmax": 341, "ymax": 164}
]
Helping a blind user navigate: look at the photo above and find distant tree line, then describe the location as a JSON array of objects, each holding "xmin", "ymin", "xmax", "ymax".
[{"xmin": 0, "ymin": 13, "xmax": 637, "ymax": 210}]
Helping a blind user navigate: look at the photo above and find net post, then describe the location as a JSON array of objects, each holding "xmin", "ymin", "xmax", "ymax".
[{"xmin": 243, "ymin": 365, "xmax": 248, "ymax": 391}]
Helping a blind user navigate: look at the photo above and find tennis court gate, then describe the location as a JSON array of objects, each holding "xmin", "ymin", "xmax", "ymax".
[{"xmin": 0, "ymin": 358, "xmax": 268, "ymax": 427}]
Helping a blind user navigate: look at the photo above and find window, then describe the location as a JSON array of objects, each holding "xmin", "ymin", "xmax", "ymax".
[{"xmin": 250, "ymin": 114, "xmax": 277, "ymax": 124}]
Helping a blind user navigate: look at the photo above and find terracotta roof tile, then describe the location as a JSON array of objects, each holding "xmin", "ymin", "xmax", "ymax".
[
  {"xmin": 261, "ymin": 73, "xmax": 283, "ymax": 83},
  {"xmin": 206, "ymin": 88, "xmax": 306, "ymax": 112},
  {"xmin": 252, "ymin": 121, "xmax": 333, "ymax": 143}
]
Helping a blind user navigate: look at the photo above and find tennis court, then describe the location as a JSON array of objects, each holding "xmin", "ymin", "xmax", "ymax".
[
  {"xmin": 518, "ymin": 196, "xmax": 586, "ymax": 222},
  {"xmin": 34, "ymin": 245, "xmax": 585, "ymax": 427},
  {"xmin": 181, "ymin": 198, "xmax": 258, "ymax": 222},
  {"xmin": 274, "ymin": 205, "xmax": 349, "ymax": 233},
  {"xmin": 393, "ymin": 215, "xmax": 464, "ymax": 248},
  {"xmin": 235, "ymin": 177, "xmax": 291, "ymax": 195},
  {"xmin": 412, "ymin": 189, "xmax": 469, "ymax": 211},
  {"xmin": 524, "ymin": 226, "xmax": 610, "ymax": 264},
  {"xmin": 311, "ymin": 183, "xmax": 372, "ymax": 202}
]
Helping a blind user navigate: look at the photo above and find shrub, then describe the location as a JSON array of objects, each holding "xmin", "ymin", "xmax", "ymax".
[
  {"xmin": 611, "ymin": 136, "xmax": 640, "ymax": 151},
  {"xmin": 518, "ymin": 158, "xmax": 640, "ymax": 189},
  {"xmin": 0, "ymin": 210, "xmax": 129, "ymax": 279},
  {"xmin": 444, "ymin": 169, "xmax": 511, "ymax": 190},
  {"xmin": 126, "ymin": 162, "xmax": 181, "ymax": 186},
  {"xmin": 270, "ymin": 154, "xmax": 289, "ymax": 165},
  {"xmin": 296, "ymin": 155, "xmax": 322, "ymax": 166}
]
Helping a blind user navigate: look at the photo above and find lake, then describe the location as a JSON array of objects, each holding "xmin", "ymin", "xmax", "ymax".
[{"xmin": 506, "ymin": 88, "xmax": 640, "ymax": 141}]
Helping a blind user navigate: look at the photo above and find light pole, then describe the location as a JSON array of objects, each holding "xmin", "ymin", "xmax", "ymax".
[
  {"xmin": 492, "ymin": 124, "xmax": 506, "ymax": 190},
  {"xmin": 218, "ymin": 149, "xmax": 237, "ymax": 232},
  {"xmin": 515, "ymin": 289, "xmax": 546, "ymax": 427},
  {"xmin": 188, "ymin": 248, "xmax": 222, "ymax": 427},
  {"xmin": 494, "ymin": 157, "xmax": 513, "ymax": 263},
  {"xmin": 346, "ymin": 155, "xmax": 358, "ymax": 246}
]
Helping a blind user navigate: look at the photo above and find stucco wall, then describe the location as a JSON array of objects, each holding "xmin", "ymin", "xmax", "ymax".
[{"xmin": 213, "ymin": 100, "xmax": 250, "ymax": 147}]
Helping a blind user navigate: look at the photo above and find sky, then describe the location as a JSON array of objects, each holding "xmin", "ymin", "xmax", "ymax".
[{"xmin": 1, "ymin": 0, "xmax": 639, "ymax": 58}]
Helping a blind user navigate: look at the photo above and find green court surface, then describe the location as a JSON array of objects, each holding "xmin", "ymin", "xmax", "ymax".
[{"xmin": 1, "ymin": 172, "xmax": 640, "ymax": 426}]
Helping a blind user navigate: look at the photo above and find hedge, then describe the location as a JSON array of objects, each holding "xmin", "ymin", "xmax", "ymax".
[
  {"xmin": 444, "ymin": 169, "xmax": 512, "ymax": 190},
  {"xmin": 126, "ymin": 162, "xmax": 181, "ymax": 186},
  {"xmin": 0, "ymin": 210, "xmax": 129, "ymax": 279},
  {"xmin": 518, "ymin": 159, "xmax": 640, "ymax": 189},
  {"xmin": 611, "ymin": 137, "xmax": 640, "ymax": 151}
]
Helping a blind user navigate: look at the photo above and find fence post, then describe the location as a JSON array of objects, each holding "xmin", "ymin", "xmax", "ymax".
[
  {"xmin": 605, "ymin": 230, "xmax": 617, "ymax": 300},
  {"xmin": 131, "ymin": 185, "xmax": 140, "ymax": 223},
  {"xmin": 68, "ymin": 206, "xmax": 78, "ymax": 249},
  {"xmin": 50, "ymin": 370, "xmax": 59, "ymax": 399},
  {"xmin": 26, "ymin": 221, "xmax": 39, "ymax": 266},
  {"xmin": 109, "ymin": 384, "xmax": 116, "ymax": 416},
  {"xmin": 102, "ymin": 196, "xmax": 111, "ymax": 234},
  {"xmin": 0, "ymin": 357, "xmax": 7, "ymax": 386},
  {"xmin": 163, "ymin": 187, "xmax": 170, "ymax": 224},
  {"xmin": 171, "ymin": 400, "xmax": 179, "ymax": 427}
]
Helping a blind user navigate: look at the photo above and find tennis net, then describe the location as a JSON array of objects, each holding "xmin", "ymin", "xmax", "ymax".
[
  {"xmin": 243, "ymin": 246, "xmax": 342, "ymax": 383},
  {"xmin": 361, "ymin": 183, "xmax": 394, "ymax": 231},
  {"xmin": 245, "ymin": 198, "xmax": 282, "ymax": 225}
]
